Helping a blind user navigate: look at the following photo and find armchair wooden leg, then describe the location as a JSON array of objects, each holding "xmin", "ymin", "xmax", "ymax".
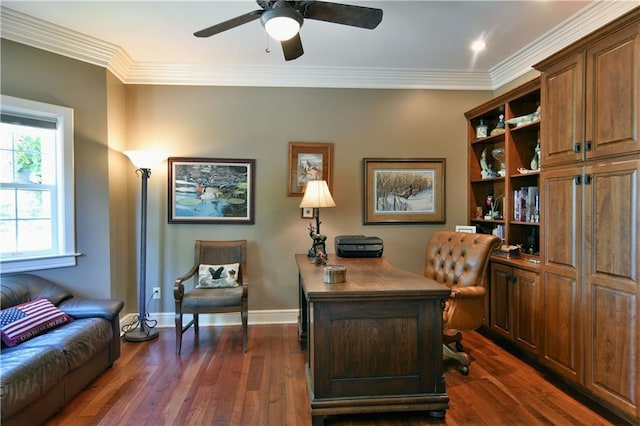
[
  {"xmin": 175, "ymin": 313, "xmax": 183, "ymax": 356},
  {"xmin": 241, "ymin": 310, "xmax": 248, "ymax": 353}
]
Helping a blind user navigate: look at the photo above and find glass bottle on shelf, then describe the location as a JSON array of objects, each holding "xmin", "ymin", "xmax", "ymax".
[{"xmin": 476, "ymin": 119, "xmax": 488, "ymax": 139}]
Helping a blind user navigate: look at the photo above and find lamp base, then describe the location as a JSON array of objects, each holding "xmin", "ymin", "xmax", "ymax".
[
  {"xmin": 307, "ymin": 233, "xmax": 327, "ymax": 258},
  {"xmin": 123, "ymin": 327, "xmax": 159, "ymax": 342}
]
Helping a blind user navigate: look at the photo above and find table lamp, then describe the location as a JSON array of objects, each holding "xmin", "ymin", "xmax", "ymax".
[{"xmin": 299, "ymin": 180, "xmax": 335, "ymax": 258}]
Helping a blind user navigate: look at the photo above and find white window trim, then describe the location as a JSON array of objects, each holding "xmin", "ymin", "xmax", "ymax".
[{"xmin": 1, "ymin": 95, "xmax": 80, "ymax": 273}]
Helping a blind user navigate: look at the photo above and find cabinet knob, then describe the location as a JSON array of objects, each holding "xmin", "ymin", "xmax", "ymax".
[
  {"xmin": 585, "ymin": 140, "xmax": 592, "ymax": 151},
  {"xmin": 574, "ymin": 143, "xmax": 581, "ymax": 153}
]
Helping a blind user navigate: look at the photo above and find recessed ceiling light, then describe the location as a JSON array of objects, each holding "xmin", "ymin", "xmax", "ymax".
[{"xmin": 471, "ymin": 40, "xmax": 486, "ymax": 52}]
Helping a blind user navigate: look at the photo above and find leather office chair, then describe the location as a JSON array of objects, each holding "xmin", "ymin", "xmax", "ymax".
[
  {"xmin": 174, "ymin": 240, "xmax": 248, "ymax": 355},
  {"xmin": 424, "ymin": 231, "xmax": 500, "ymax": 374}
]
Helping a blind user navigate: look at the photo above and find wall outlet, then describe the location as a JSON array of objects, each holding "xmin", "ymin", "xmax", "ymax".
[{"xmin": 152, "ymin": 287, "xmax": 161, "ymax": 299}]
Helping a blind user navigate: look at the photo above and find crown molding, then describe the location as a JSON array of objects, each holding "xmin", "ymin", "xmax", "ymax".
[
  {"xmin": 490, "ymin": 1, "xmax": 639, "ymax": 89},
  {"xmin": 124, "ymin": 63, "xmax": 493, "ymax": 89},
  {"xmin": 2, "ymin": 3, "xmax": 638, "ymax": 90}
]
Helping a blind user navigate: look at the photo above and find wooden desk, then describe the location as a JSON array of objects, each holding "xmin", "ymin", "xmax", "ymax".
[{"xmin": 296, "ymin": 254, "xmax": 451, "ymax": 425}]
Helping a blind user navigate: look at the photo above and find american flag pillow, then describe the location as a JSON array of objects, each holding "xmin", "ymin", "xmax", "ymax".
[{"xmin": 1, "ymin": 297, "xmax": 73, "ymax": 347}]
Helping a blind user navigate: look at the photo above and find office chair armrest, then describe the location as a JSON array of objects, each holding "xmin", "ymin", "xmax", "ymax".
[
  {"xmin": 444, "ymin": 286, "xmax": 486, "ymax": 331},
  {"xmin": 449, "ymin": 285, "xmax": 485, "ymax": 299},
  {"xmin": 174, "ymin": 264, "xmax": 199, "ymax": 300}
]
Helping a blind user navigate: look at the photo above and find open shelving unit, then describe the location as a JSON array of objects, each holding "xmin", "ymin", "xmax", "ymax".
[{"xmin": 465, "ymin": 78, "xmax": 541, "ymax": 263}]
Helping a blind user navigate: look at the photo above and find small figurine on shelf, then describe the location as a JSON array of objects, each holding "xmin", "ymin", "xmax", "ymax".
[
  {"xmin": 530, "ymin": 139, "xmax": 541, "ymax": 171},
  {"xmin": 490, "ymin": 114, "xmax": 506, "ymax": 136},
  {"xmin": 480, "ymin": 148, "xmax": 498, "ymax": 179},
  {"xmin": 476, "ymin": 119, "xmax": 488, "ymax": 139},
  {"xmin": 484, "ymin": 189, "xmax": 494, "ymax": 219}
]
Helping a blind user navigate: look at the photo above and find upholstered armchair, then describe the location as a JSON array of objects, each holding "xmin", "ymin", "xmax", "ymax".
[
  {"xmin": 174, "ymin": 240, "xmax": 248, "ymax": 355},
  {"xmin": 424, "ymin": 231, "xmax": 500, "ymax": 374}
]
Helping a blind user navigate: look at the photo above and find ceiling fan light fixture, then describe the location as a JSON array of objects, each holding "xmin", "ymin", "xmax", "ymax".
[{"xmin": 261, "ymin": 3, "xmax": 303, "ymax": 41}]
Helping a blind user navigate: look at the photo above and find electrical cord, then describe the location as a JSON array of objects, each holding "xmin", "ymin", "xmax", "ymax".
[{"xmin": 120, "ymin": 292, "xmax": 159, "ymax": 337}]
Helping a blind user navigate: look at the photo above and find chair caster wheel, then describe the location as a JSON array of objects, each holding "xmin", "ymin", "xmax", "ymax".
[
  {"xmin": 460, "ymin": 366, "xmax": 469, "ymax": 375},
  {"xmin": 455, "ymin": 342, "xmax": 463, "ymax": 352}
]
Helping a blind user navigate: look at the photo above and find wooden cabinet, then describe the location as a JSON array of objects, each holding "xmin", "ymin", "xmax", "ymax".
[
  {"xmin": 540, "ymin": 158, "xmax": 640, "ymax": 414},
  {"xmin": 490, "ymin": 261, "xmax": 539, "ymax": 354},
  {"xmin": 539, "ymin": 10, "xmax": 640, "ymax": 167},
  {"xmin": 583, "ymin": 158, "xmax": 640, "ymax": 418},
  {"xmin": 535, "ymin": 8, "xmax": 640, "ymax": 424},
  {"xmin": 539, "ymin": 166, "xmax": 583, "ymax": 382}
]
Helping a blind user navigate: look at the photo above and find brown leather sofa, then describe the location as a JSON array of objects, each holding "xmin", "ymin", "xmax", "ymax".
[{"xmin": 0, "ymin": 274, "xmax": 124, "ymax": 425}]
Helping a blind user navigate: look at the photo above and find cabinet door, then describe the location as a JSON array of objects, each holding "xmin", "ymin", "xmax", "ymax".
[
  {"xmin": 540, "ymin": 166, "xmax": 583, "ymax": 381},
  {"xmin": 490, "ymin": 262, "xmax": 512, "ymax": 340},
  {"xmin": 512, "ymin": 268, "xmax": 539, "ymax": 354},
  {"xmin": 585, "ymin": 21, "xmax": 640, "ymax": 159},
  {"xmin": 583, "ymin": 158, "xmax": 640, "ymax": 418},
  {"xmin": 540, "ymin": 53, "xmax": 585, "ymax": 167}
]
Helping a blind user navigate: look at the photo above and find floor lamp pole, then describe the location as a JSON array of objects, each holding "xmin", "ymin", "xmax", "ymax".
[{"xmin": 124, "ymin": 167, "xmax": 159, "ymax": 342}]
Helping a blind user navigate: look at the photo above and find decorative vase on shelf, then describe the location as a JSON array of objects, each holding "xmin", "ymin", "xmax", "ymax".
[
  {"xmin": 530, "ymin": 140, "xmax": 540, "ymax": 171},
  {"xmin": 491, "ymin": 148, "xmax": 506, "ymax": 177},
  {"xmin": 480, "ymin": 148, "xmax": 497, "ymax": 179}
]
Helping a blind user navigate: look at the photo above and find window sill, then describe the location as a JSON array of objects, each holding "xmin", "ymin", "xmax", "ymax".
[{"xmin": 1, "ymin": 253, "xmax": 82, "ymax": 274}]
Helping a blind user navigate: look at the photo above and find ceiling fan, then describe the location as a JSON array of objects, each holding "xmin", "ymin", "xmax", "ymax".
[{"xmin": 194, "ymin": 1, "xmax": 383, "ymax": 61}]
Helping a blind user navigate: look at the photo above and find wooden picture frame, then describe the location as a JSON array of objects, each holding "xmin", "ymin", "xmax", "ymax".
[
  {"xmin": 288, "ymin": 142, "xmax": 334, "ymax": 196},
  {"xmin": 168, "ymin": 157, "xmax": 255, "ymax": 224},
  {"xmin": 363, "ymin": 158, "xmax": 445, "ymax": 224},
  {"xmin": 301, "ymin": 207, "xmax": 314, "ymax": 219},
  {"xmin": 455, "ymin": 225, "xmax": 477, "ymax": 233}
]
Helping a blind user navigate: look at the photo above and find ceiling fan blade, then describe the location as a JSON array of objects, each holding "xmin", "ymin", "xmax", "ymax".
[
  {"xmin": 301, "ymin": 1, "xmax": 383, "ymax": 29},
  {"xmin": 281, "ymin": 33, "xmax": 304, "ymax": 61},
  {"xmin": 194, "ymin": 10, "xmax": 263, "ymax": 37}
]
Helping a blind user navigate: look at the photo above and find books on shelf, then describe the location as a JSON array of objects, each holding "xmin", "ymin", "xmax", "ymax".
[{"xmin": 513, "ymin": 186, "xmax": 539, "ymax": 222}]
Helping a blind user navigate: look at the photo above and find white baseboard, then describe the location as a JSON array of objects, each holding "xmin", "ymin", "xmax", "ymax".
[{"xmin": 120, "ymin": 308, "xmax": 299, "ymax": 331}]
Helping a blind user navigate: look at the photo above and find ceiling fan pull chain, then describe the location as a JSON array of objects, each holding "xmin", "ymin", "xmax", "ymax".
[{"xmin": 265, "ymin": 33, "xmax": 271, "ymax": 54}]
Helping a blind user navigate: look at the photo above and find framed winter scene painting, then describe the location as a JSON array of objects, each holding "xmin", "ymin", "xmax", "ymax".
[{"xmin": 363, "ymin": 158, "xmax": 445, "ymax": 224}]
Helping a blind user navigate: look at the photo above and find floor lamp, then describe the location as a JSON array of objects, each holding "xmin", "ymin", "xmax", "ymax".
[{"xmin": 123, "ymin": 150, "xmax": 165, "ymax": 342}]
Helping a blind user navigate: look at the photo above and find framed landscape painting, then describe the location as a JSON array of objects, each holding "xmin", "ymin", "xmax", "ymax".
[
  {"xmin": 363, "ymin": 158, "xmax": 445, "ymax": 224},
  {"xmin": 168, "ymin": 157, "xmax": 255, "ymax": 224}
]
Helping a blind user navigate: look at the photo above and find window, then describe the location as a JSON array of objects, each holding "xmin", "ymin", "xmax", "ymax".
[{"xmin": 1, "ymin": 95, "xmax": 77, "ymax": 273}]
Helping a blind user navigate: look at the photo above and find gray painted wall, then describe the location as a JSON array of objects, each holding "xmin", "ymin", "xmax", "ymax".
[
  {"xmin": 1, "ymin": 39, "xmax": 123, "ymax": 301},
  {"xmin": 2, "ymin": 38, "xmax": 494, "ymax": 314}
]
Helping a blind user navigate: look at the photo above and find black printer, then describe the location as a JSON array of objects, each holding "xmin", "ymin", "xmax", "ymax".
[{"xmin": 335, "ymin": 235, "xmax": 383, "ymax": 258}]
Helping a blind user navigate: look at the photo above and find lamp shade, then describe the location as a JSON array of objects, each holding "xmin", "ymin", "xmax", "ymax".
[
  {"xmin": 299, "ymin": 180, "xmax": 336, "ymax": 208},
  {"xmin": 261, "ymin": 2, "xmax": 303, "ymax": 41},
  {"xmin": 124, "ymin": 150, "xmax": 166, "ymax": 170}
]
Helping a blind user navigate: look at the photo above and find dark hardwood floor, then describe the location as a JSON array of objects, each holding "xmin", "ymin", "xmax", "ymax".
[{"xmin": 45, "ymin": 324, "xmax": 629, "ymax": 425}]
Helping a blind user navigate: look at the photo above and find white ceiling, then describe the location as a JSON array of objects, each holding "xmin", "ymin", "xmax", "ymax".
[{"xmin": 1, "ymin": 1, "xmax": 638, "ymax": 89}]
